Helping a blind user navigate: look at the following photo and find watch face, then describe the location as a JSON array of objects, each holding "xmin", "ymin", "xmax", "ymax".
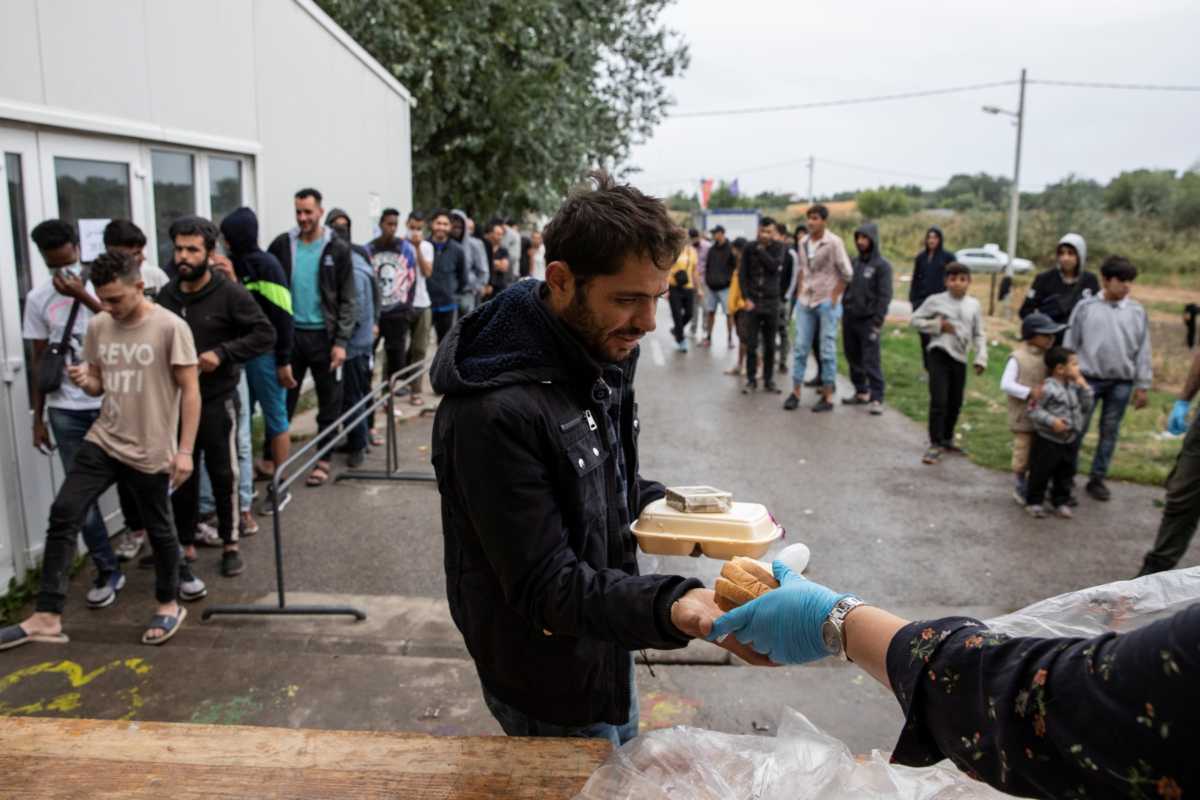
[{"xmin": 821, "ymin": 621, "xmax": 841, "ymax": 655}]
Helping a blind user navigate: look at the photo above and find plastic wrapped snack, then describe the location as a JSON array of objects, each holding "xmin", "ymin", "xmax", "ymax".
[
  {"xmin": 632, "ymin": 499, "xmax": 782, "ymax": 559},
  {"xmin": 665, "ymin": 486, "xmax": 734, "ymax": 514}
]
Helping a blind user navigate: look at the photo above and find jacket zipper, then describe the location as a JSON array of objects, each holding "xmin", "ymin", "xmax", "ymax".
[{"xmin": 585, "ymin": 409, "xmax": 597, "ymax": 431}]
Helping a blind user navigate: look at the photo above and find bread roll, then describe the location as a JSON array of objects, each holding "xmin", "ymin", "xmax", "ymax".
[{"xmin": 714, "ymin": 557, "xmax": 779, "ymax": 612}]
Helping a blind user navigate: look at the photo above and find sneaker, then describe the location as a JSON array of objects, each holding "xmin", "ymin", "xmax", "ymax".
[
  {"xmin": 347, "ymin": 449, "xmax": 366, "ymax": 468},
  {"xmin": 811, "ymin": 399, "xmax": 834, "ymax": 413},
  {"xmin": 841, "ymin": 396, "xmax": 869, "ymax": 406},
  {"xmin": 240, "ymin": 510, "xmax": 259, "ymax": 537},
  {"xmin": 85, "ymin": 571, "xmax": 126, "ymax": 609},
  {"xmin": 680, "ymin": 339, "xmax": 689, "ymax": 353},
  {"xmin": 1012, "ymin": 479, "xmax": 1027, "ymax": 506},
  {"xmin": 741, "ymin": 380, "xmax": 757, "ymax": 395},
  {"xmin": 1086, "ymin": 479, "xmax": 1111, "ymax": 502},
  {"xmin": 221, "ymin": 550, "xmax": 245, "ymax": 577},
  {"xmin": 922, "ymin": 447, "xmax": 942, "ymax": 465},
  {"xmin": 783, "ymin": 394, "xmax": 800, "ymax": 411},
  {"xmin": 195, "ymin": 521, "xmax": 223, "ymax": 547},
  {"xmin": 179, "ymin": 563, "xmax": 208, "ymax": 601},
  {"xmin": 762, "ymin": 382, "xmax": 782, "ymax": 394},
  {"xmin": 1053, "ymin": 505, "xmax": 1074, "ymax": 519},
  {"xmin": 1065, "ymin": 494, "xmax": 1080, "ymax": 508},
  {"xmin": 115, "ymin": 530, "xmax": 146, "ymax": 562},
  {"xmin": 868, "ymin": 401, "xmax": 883, "ymax": 416},
  {"xmin": 392, "ymin": 384, "xmax": 412, "ymax": 398},
  {"xmin": 942, "ymin": 444, "xmax": 968, "ymax": 456},
  {"xmin": 259, "ymin": 487, "xmax": 292, "ymax": 516},
  {"xmin": 1025, "ymin": 504, "xmax": 1047, "ymax": 519}
]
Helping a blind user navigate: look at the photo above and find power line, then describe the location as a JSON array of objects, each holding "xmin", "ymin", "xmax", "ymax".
[
  {"xmin": 668, "ymin": 80, "xmax": 1018, "ymax": 118},
  {"xmin": 815, "ymin": 158, "xmax": 945, "ymax": 183},
  {"xmin": 1028, "ymin": 79, "xmax": 1200, "ymax": 92}
]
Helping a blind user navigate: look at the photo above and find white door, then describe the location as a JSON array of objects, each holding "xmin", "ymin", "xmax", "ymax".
[{"xmin": 0, "ymin": 125, "xmax": 45, "ymax": 583}]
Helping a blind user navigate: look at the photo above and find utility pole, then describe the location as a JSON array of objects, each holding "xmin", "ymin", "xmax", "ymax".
[
  {"xmin": 982, "ymin": 68, "xmax": 1026, "ymax": 316},
  {"xmin": 807, "ymin": 156, "xmax": 815, "ymax": 204}
]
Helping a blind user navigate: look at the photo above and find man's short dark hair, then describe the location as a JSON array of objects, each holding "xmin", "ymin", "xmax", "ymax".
[
  {"xmin": 431, "ymin": 208, "xmax": 452, "ymax": 223},
  {"xmin": 759, "ymin": 216, "xmax": 776, "ymax": 228},
  {"xmin": 688, "ymin": 227, "xmax": 699, "ymax": 238},
  {"xmin": 31, "ymin": 219, "xmax": 78, "ymax": 251},
  {"xmin": 381, "ymin": 208, "xmax": 400, "ymax": 222},
  {"xmin": 542, "ymin": 170, "xmax": 687, "ymax": 281},
  {"xmin": 168, "ymin": 215, "xmax": 219, "ymax": 252},
  {"xmin": 1044, "ymin": 346, "xmax": 1075, "ymax": 372},
  {"xmin": 103, "ymin": 219, "xmax": 147, "ymax": 249},
  {"xmin": 407, "ymin": 210, "xmax": 425, "ymax": 223},
  {"xmin": 945, "ymin": 261, "xmax": 971, "ymax": 278},
  {"xmin": 295, "ymin": 187, "xmax": 322, "ymax": 204},
  {"xmin": 774, "ymin": 222, "xmax": 788, "ymax": 236},
  {"xmin": 89, "ymin": 250, "xmax": 140, "ymax": 287},
  {"xmin": 1100, "ymin": 255, "xmax": 1138, "ymax": 282},
  {"xmin": 806, "ymin": 204, "xmax": 830, "ymax": 220}
]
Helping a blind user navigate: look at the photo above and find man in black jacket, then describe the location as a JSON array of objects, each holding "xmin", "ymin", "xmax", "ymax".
[
  {"xmin": 842, "ymin": 223, "xmax": 893, "ymax": 414},
  {"xmin": 159, "ymin": 217, "xmax": 275, "ymax": 577},
  {"xmin": 267, "ymin": 188, "xmax": 357, "ymax": 487},
  {"xmin": 431, "ymin": 172, "xmax": 765, "ymax": 745},
  {"xmin": 909, "ymin": 226, "xmax": 955, "ymax": 371},
  {"xmin": 428, "ymin": 209, "xmax": 468, "ymax": 342},
  {"xmin": 702, "ymin": 226, "xmax": 736, "ymax": 349},
  {"xmin": 738, "ymin": 217, "xmax": 784, "ymax": 393}
]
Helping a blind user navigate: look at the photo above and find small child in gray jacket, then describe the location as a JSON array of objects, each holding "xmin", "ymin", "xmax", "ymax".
[{"xmin": 1025, "ymin": 346, "xmax": 1095, "ymax": 518}]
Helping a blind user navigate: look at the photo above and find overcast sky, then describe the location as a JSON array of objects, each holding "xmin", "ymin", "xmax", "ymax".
[{"xmin": 624, "ymin": 0, "xmax": 1200, "ymax": 200}]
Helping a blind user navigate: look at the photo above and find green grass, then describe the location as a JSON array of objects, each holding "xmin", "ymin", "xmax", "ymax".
[{"xmin": 874, "ymin": 323, "xmax": 1183, "ymax": 485}]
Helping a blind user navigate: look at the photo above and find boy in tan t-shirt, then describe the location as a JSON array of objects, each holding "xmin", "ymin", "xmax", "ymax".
[
  {"xmin": 1000, "ymin": 313, "xmax": 1063, "ymax": 504},
  {"xmin": 1, "ymin": 251, "xmax": 200, "ymax": 651}
]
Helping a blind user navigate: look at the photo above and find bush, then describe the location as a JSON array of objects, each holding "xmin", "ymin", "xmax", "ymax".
[{"xmin": 856, "ymin": 188, "xmax": 910, "ymax": 219}]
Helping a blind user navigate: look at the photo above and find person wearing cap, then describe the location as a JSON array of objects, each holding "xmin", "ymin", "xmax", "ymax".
[
  {"xmin": 1001, "ymin": 313, "xmax": 1064, "ymax": 503},
  {"xmin": 702, "ymin": 225, "xmax": 736, "ymax": 349}
]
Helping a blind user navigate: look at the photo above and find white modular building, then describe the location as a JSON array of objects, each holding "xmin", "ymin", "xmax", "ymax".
[{"xmin": 0, "ymin": 0, "xmax": 415, "ymax": 588}]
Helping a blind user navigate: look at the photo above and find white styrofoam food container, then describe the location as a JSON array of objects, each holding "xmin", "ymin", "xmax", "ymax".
[{"xmin": 631, "ymin": 499, "xmax": 782, "ymax": 559}]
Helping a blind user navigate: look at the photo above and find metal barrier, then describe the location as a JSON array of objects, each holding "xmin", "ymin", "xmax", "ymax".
[{"xmin": 201, "ymin": 358, "xmax": 432, "ymax": 622}]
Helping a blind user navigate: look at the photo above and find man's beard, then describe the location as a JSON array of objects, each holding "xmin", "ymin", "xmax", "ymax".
[
  {"xmin": 178, "ymin": 261, "xmax": 209, "ymax": 282},
  {"xmin": 560, "ymin": 285, "xmax": 642, "ymax": 364}
]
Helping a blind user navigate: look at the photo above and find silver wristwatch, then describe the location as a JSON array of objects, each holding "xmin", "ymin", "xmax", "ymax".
[{"xmin": 821, "ymin": 596, "xmax": 864, "ymax": 661}]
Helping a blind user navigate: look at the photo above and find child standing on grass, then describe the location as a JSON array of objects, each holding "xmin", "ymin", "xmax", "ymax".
[
  {"xmin": 1001, "ymin": 312, "xmax": 1064, "ymax": 504},
  {"xmin": 910, "ymin": 262, "xmax": 987, "ymax": 465},
  {"xmin": 1025, "ymin": 347, "xmax": 1094, "ymax": 519}
]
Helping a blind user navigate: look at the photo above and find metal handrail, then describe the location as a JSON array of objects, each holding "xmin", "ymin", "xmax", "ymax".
[{"xmin": 201, "ymin": 357, "xmax": 433, "ymax": 622}]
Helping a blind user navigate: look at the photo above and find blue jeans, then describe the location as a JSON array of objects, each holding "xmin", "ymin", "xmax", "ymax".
[
  {"xmin": 46, "ymin": 407, "xmax": 118, "ymax": 575},
  {"xmin": 237, "ymin": 373, "xmax": 252, "ymax": 508},
  {"xmin": 245, "ymin": 352, "xmax": 289, "ymax": 443},
  {"xmin": 481, "ymin": 654, "xmax": 640, "ymax": 747},
  {"xmin": 1080, "ymin": 378, "xmax": 1134, "ymax": 481},
  {"xmin": 792, "ymin": 301, "xmax": 841, "ymax": 387}
]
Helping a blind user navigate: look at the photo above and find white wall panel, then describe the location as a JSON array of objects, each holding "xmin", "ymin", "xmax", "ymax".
[{"xmin": 0, "ymin": 0, "xmax": 45, "ymax": 105}]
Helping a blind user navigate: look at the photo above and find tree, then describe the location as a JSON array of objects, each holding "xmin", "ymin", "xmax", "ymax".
[
  {"xmin": 1104, "ymin": 169, "xmax": 1176, "ymax": 216},
  {"xmin": 856, "ymin": 187, "xmax": 910, "ymax": 218},
  {"xmin": 1171, "ymin": 170, "xmax": 1200, "ymax": 231},
  {"xmin": 318, "ymin": 0, "xmax": 689, "ymax": 215}
]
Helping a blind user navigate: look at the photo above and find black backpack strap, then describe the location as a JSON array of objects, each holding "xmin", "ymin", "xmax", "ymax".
[{"xmin": 59, "ymin": 298, "xmax": 83, "ymax": 352}]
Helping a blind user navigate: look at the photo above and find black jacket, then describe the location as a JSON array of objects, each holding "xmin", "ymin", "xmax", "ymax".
[
  {"xmin": 844, "ymin": 223, "xmax": 894, "ymax": 327},
  {"xmin": 220, "ymin": 207, "xmax": 293, "ymax": 364},
  {"xmin": 704, "ymin": 240, "xmax": 736, "ymax": 290},
  {"xmin": 1018, "ymin": 268, "xmax": 1101, "ymax": 325},
  {"xmin": 267, "ymin": 228, "xmax": 358, "ymax": 348},
  {"xmin": 430, "ymin": 280, "xmax": 700, "ymax": 726},
  {"xmin": 909, "ymin": 225, "xmax": 955, "ymax": 309},
  {"xmin": 158, "ymin": 271, "xmax": 276, "ymax": 402},
  {"xmin": 738, "ymin": 240, "xmax": 783, "ymax": 310},
  {"xmin": 427, "ymin": 238, "xmax": 468, "ymax": 309}
]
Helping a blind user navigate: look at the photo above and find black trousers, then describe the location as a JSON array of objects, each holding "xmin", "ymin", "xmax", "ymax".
[
  {"xmin": 433, "ymin": 308, "xmax": 457, "ymax": 345},
  {"xmin": 288, "ymin": 328, "xmax": 344, "ymax": 451},
  {"xmin": 1141, "ymin": 413, "xmax": 1200, "ymax": 573},
  {"xmin": 743, "ymin": 308, "xmax": 778, "ymax": 384},
  {"xmin": 341, "ymin": 353, "xmax": 372, "ymax": 454},
  {"xmin": 378, "ymin": 313, "xmax": 411, "ymax": 382},
  {"xmin": 843, "ymin": 316, "xmax": 885, "ymax": 401},
  {"xmin": 918, "ymin": 332, "xmax": 932, "ymax": 371},
  {"xmin": 777, "ymin": 302, "xmax": 791, "ymax": 366},
  {"xmin": 37, "ymin": 442, "xmax": 178, "ymax": 614},
  {"xmin": 173, "ymin": 393, "xmax": 239, "ymax": 546},
  {"xmin": 1025, "ymin": 435, "xmax": 1076, "ymax": 508},
  {"xmin": 927, "ymin": 347, "xmax": 966, "ymax": 447},
  {"xmin": 668, "ymin": 287, "xmax": 695, "ymax": 343}
]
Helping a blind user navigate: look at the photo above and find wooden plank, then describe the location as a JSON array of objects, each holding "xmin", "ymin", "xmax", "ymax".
[{"xmin": 0, "ymin": 717, "xmax": 609, "ymax": 800}]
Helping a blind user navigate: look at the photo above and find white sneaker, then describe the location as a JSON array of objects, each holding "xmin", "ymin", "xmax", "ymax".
[
  {"xmin": 195, "ymin": 521, "xmax": 222, "ymax": 547},
  {"xmin": 1025, "ymin": 504, "xmax": 1046, "ymax": 519},
  {"xmin": 178, "ymin": 563, "xmax": 208, "ymax": 601},
  {"xmin": 1053, "ymin": 505, "xmax": 1073, "ymax": 519},
  {"xmin": 114, "ymin": 531, "xmax": 146, "ymax": 561},
  {"xmin": 85, "ymin": 571, "xmax": 126, "ymax": 608}
]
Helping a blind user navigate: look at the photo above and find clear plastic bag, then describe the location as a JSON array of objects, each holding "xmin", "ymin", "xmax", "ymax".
[{"xmin": 574, "ymin": 568, "xmax": 1200, "ymax": 799}]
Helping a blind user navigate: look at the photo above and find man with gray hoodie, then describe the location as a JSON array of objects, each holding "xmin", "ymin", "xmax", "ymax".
[
  {"xmin": 1019, "ymin": 233, "xmax": 1100, "ymax": 345},
  {"xmin": 451, "ymin": 211, "xmax": 489, "ymax": 315}
]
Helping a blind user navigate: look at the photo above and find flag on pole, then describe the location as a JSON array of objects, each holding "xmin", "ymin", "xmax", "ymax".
[
  {"xmin": 730, "ymin": 178, "xmax": 740, "ymax": 198},
  {"xmin": 700, "ymin": 178, "xmax": 715, "ymax": 210}
]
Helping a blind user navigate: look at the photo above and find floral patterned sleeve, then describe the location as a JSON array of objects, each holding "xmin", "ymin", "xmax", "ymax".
[{"xmin": 884, "ymin": 604, "xmax": 1200, "ymax": 799}]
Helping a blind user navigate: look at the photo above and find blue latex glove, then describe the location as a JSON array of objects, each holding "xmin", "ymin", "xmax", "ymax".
[
  {"xmin": 706, "ymin": 561, "xmax": 850, "ymax": 665},
  {"xmin": 1167, "ymin": 399, "xmax": 1191, "ymax": 436}
]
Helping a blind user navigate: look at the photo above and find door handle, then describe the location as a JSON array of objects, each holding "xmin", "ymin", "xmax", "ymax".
[{"xmin": 1, "ymin": 357, "xmax": 23, "ymax": 385}]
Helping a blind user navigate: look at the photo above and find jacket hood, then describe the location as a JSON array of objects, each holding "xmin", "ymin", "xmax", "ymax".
[
  {"xmin": 1057, "ymin": 232, "xmax": 1088, "ymax": 272},
  {"xmin": 431, "ymin": 280, "xmax": 611, "ymax": 396},
  {"xmin": 449, "ymin": 208, "xmax": 469, "ymax": 242},
  {"xmin": 325, "ymin": 208, "xmax": 353, "ymax": 241},
  {"xmin": 220, "ymin": 207, "xmax": 260, "ymax": 256},
  {"xmin": 925, "ymin": 225, "xmax": 946, "ymax": 253},
  {"xmin": 854, "ymin": 222, "xmax": 880, "ymax": 258},
  {"xmin": 161, "ymin": 268, "xmax": 230, "ymax": 307}
]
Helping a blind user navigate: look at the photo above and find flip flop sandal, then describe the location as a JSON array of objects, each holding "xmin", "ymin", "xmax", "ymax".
[
  {"xmin": 409, "ymin": 395, "xmax": 425, "ymax": 407},
  {"xmin": 0, "ymin": 623, "xmax": 69, "ymax": 651},
  {"xmin": 305, "ymin": 465, "xmax": 331, "ymax": 487},
  {"xmin": 142, "ymin": 607, "xmax": 187, "ymax": 646},
  {"xmin": 369, "ymin": 429, "xmax": 385, "ymax": 447}
]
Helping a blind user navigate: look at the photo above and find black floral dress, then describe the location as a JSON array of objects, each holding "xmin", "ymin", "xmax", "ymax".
[{"xmin": 885, "ymin": 603, "xmax": 1199, "ymax": 799}]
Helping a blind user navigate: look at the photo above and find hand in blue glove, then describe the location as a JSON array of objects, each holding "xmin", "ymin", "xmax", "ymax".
[
  {"xmin": 1167, "ymin": 399, "xmax": 1192, "ymax": 436},
  {"xmin": 705, "ymin": 561, "xmax": 850, "ymax": 665}
]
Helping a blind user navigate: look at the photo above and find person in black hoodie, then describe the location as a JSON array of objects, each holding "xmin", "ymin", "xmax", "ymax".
[
  {"xmin": 219, "ymin": 207, "xmax": 295, "ymax": 484},
  {"xmin": 702, "ymin": 225, "xmax": 736, "ymax": 349},
  {"xmin": 738, "ymin": 217, "xmax": 784, "ymax": 393},
  {"xmin": 267, "ymin": 188, "xmax": 357, "ymax": 487},
  {"xmin": 431, "ymin": 172, "xmax": 767, "ymax": 745},
  {"xmin": 842, "ymin": 222, "xmax": 893, "ymax": 413},
  {"xmin": 910, "ymin": 226, "xmax": 955, "ymax": 371},
  {"xmin": 159, "ymin": 217, "xmax": 275, "ymax": 578}
]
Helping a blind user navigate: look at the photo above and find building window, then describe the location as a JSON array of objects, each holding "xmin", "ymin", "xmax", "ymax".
[
  {"xmin": 151, "ymin": 150, "xmax": 195, "ymax": 268},
  {"xmin": 6, "ymin": 152, "xmax": 35, "ymax": 396},
  {"xmin": 53, "ymin": 157, "xmax": 131, "ymax": 228},
  {"xmin": 209, "ymin": 157, "xmax": 242, "ymax": 226}
]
